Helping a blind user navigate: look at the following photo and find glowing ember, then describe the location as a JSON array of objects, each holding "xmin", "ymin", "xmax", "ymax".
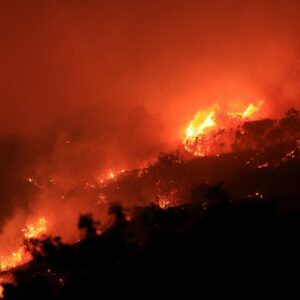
[
  {"xmin": 157, "ymin": 191, "xmax": 178, "ymax": 209},
  {"xmin": 0, "ymin": 217, "xmax": 48, "ymax": 272},
  {"xmin": 96, "ymin": 169, "xmax": 128, "ymax": 184},
  {"xmin": 158, "ymin": 196, "xmax": 171, "ymax": 209},
  {"xmin": 183, "ymin": 102, "xmax": 263, "ymax": 156}
]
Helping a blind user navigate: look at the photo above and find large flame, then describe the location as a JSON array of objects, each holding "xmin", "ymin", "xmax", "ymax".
[
  {"xmin": 183, "ymin": 107, "xmax": 218, "ymax": 156},
  {"xmin": 183, "ymin": 101, "xmax": 264, "ymax": 156},
  {"xmin": 185, "ymin": 110, "xmax": 217, "ymax": 141},
  {"xmin": 0, "ymin": 217, "xmax": 47, "ymax": 272}
]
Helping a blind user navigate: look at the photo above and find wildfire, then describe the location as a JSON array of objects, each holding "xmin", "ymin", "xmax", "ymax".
[
  {"xmin": 183, "ymin": 107, "xmax": 218, "ymax": 156},
  {"xmin": 242, "ymin": 101, "xmax": 264, "ymax": 119},
  {"xmin": 0, "ymin": 217, "xmax": 48, "ymax": 272},
  {"xmin": 0, "ymin": 248, "xmax": 24, "ymax": 273},
  {"xmin": 185, "ymin": 110, "xmax": 216, "ymax": 141},
  {"xmin": 23, "ymin": 217, "xmax": 47, "ymax": 239},
  {"xmin": 183, "ymin": 101, "xmax": 263, "ymax": 156},
  {"xmin": 96, "ymin": 170, "xmax": 122, "ymax": 183},
  {"xmin": 158, "ymin": 196, "xmax": 171, "ymax": 209}
]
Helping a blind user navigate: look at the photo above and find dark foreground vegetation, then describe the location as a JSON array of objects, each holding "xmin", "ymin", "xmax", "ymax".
[{"xmin": 2, "ymin": 184, "xmax": 300, "ymax": 299}]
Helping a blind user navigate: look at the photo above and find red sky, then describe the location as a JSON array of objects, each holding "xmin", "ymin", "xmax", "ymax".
[
  {"xmin": 1, "ymin": 0, "xmax": 300, "ymax": 254},
  {"xmin": 1, "ymin": 0, "xmax": 300, "ymax": 134}
]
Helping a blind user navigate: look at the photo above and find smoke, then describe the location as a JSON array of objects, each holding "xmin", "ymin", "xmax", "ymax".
[
  {"xmin": 1, "ymin": 1, "xmax": 300, "ymax": 134},
  {"xmin": 1, "ymin": 0, "xmax": 300, "ymax": 254},
  {"xmin": 0, "ymin": 104, "xmax": 170, "ymax": 249}
]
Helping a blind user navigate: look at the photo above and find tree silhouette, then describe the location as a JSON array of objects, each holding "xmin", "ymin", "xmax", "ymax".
[
  {"xmin": 108, "ymin": 203, "xmax": 126, "ymax": 225},
  {"xmin": 78, "ymin": 214, "xmax": 99, "ymax": 237},
  {"xmin": 191, "ymin": 182, "xmax": 229, "ymax": 210},
  {"xmin": 205, "ymin": 182, "xmax": 230, "ymax": 209}
]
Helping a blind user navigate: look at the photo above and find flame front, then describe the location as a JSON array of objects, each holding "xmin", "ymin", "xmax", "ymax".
[
  {"xmin": 183, "ymin": 102, "xmax": 263, "ymax": 156},
  {"xmin": 0, "ymin": 217, "xmax": 48, "ymax": 272},
  {"xmin": 185, "ymin": 110, "xmax": 216, "ymax": 140},
  {"xmin": 183, "ymin": 108, "xmax": 217, "ymax": 156}
]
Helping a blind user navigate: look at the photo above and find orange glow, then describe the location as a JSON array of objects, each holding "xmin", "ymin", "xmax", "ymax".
[
  {"xmin": 0, "ymin": 247, "xmax": 24, "ymax": 272},
  {"xmin": 96, "ymin": 168, "xmax": 129, "ymax": 184},
  {"xmin": 183, "ymin": 107, "xmax": 218, "ymax": 156},
  {"xmin": 158, "ymin": 196, "xmax": 171, "ymax": 209},
  {"xmin": 183, "ymin": 102, "xmax": 263, "ymax": 156},
  {"xmin": 0, "ymin": 217, "xmax": 48, "ymax": 272},
  {"xmin": 242, "ymin": 101, "xmax": 264, "ymax": 119},
  {"xmin": 23, "ymin": 217, "xmax": 47, "ymax": 239},
  {"xmin": 185, "ymin": 111, "xmax": 216, "ymax": 139}
]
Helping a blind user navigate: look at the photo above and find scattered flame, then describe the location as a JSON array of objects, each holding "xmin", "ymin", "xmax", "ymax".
[
  {"xmin": 183, "ymin": 101, "xmax": 264, "ymax": 156},
  {"xmin": 96, "ymin": 169, "xmax": 128, "ymax": 184},
  {"xmin": 257, "ymin": 162, "xmax": 269, "ymax": 169},
  {"xmin": 0, "ymin": 217, "xmax": 48, "ymax": 272},
  {"xmin": 158, "ymin": 196, "xmax": 172, "ymax": 209},
  {"xmin": 23, "ymin": 217, "xmax": 47, "ymax": 239},
  {"xmin": 242, "ymin": 101, "xmax": 264, "ymax": 119}
]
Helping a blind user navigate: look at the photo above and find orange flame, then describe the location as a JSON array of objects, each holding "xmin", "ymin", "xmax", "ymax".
[
  {"xmin": 183, "ymin": 107, "xmax": 218, "ymax": 155},
  {"xmin": 185, "ymin": 111, "xmax": 216, "ymax": 140},
  {"xmin": 183, "ymin": 101, "xmax": 263, "ymax": 156},
  {"xmin": 242, "ymin": 101, "xmax": 264, "ymax": 119},
  {"xmin": 158, "ymin": 196, "xmax": 171, "ymax": 209},
  {"xmin": 23, "ymin": 217, "xmax": 47, "ymax": 239},
  {"xmin": 0, "ymin": 217, "xmax": 48, "ymax": 272}
]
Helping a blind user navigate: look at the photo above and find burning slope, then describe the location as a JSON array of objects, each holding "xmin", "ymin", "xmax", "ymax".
[
  {"xmin": 0, "ymin": 102, "xmax": 299, "ymax": 277},
  {"xmin": 183, "ymin": 101, "xmax": 264, "ymax": 156},
  {"xmin": 0, "ymin": 217, "xmax": 47, "ymax": 272}
]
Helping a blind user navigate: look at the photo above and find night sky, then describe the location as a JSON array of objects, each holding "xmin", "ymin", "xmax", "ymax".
[{"xmin": 1, "ymin": 0, "xmax": 300, "ymax": 135}]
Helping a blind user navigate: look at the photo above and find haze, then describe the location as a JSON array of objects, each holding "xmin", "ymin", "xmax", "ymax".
[{"xmin": 0, "ymin": 0, "xmax": 300, "ymax": 136}]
